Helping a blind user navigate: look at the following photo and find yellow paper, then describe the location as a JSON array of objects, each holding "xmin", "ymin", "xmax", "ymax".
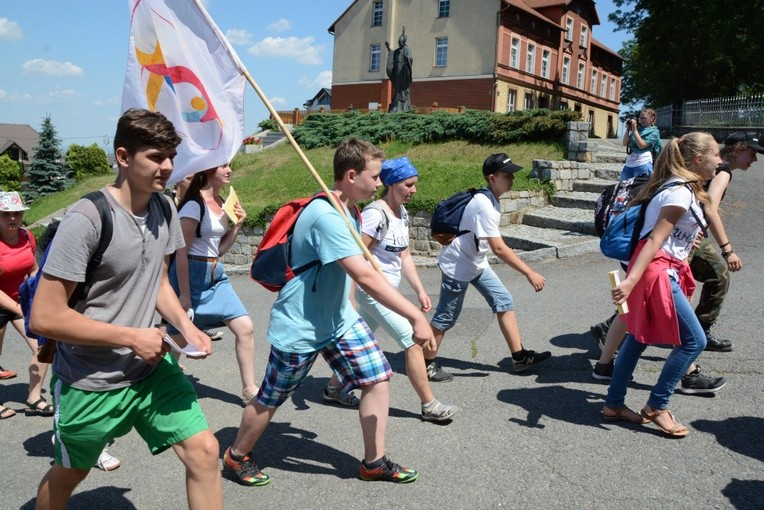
[
  {"xmin": 608, "ymin": 270, "xmax": 629, "ymax": 315},
  {"xmin": 223, "ymin": 186, "xmax": 239, "ymax": 223}
]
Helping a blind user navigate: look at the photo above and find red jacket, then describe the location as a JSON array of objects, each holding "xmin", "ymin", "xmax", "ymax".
[{"xmin": 624, "ymin": 240, "xmax": 696, "ymax": 346}]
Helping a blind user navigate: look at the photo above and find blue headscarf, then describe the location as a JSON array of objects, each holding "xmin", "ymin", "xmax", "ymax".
[{"xmin": 380, "ymin": 156, "xmax": 418, "ymax": 186}]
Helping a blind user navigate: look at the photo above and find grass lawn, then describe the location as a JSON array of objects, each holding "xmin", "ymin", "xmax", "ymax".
[{"xmin": 24, "ymin": 140, "xmax": 564, "ymax": 228}]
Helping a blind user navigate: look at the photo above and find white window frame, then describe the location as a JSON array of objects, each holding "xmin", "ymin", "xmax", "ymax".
[
  {"xmin": 562, "ymin": 56, "xmax": 570, "ymax": 84},
  {"xmin": 372, "ymin": 1, "xmax": 383, "ymax": 27},
  {"xmin": 609, "ymin": 78, "xmax": 617, "ymax": 100},
  {"xmin": 600, "ymin": 75, "xmax": 608, "ymax": 97},
  {"xmin": 370, "ymin": 43, "xmax": 381, "ymax": 71},
  {"xmin": 438, "ymin": 0, "xmax": 450, "ymax": 18},
  {"xmin": 510, "ymin": 38, "xmax": 520, "ymax": 68},
  {"xmin": 565, "ymin": 18, "xmax": 574, "ymax": 42},
  {"xmin": 526, "ymin": 43, "xmax": 536, "ymax": 74},
  {"xmin": 524, "ymin": 92, "xmax": 534, "ymax": 110},
  {"xmin": 541, "ymin": 49, "xmax": 550, "ymax": 79},
  {"xmin": 577, "ymin": 62, "xmax": 585, "ymax": 89},
  {"xmin": 507, "ymin": 89, "xmax": 517, "ymax": 112},
  {"xmin": 435, "ymin": 36, "xmax": 448, "ymax": 67},
  {"xmin": 590, "ymin": 69, "xmax": 597, "ymax": 94},
  {"xmin": 580, "ymin": 26, "xmax": 588, "ymax": 48}
]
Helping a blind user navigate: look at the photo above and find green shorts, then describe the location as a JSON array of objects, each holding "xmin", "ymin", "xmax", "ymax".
[{"xmin": 51, "ymin": 354, "xmax": 208, "ymax": 470}]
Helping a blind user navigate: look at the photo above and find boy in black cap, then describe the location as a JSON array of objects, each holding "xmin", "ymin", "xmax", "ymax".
[{"xmin": 424, "ymin": 153, "xmax": 551, "ymax": 381}]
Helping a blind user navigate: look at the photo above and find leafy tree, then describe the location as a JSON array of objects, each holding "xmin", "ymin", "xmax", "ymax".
[
  {"xmin": 0, "ymin": 154, "xmax": 23, "ymax": 191},
  {"xmin": 23, "ymin": 115, "xmax": 70, "ymax": 203},
  {"xmin": 66, "ymin": 143, "xmax": 110, "ymax": 180},
  {"xmin": 610, "ymin": 0, "xmax": 764, "ymax": 106}
]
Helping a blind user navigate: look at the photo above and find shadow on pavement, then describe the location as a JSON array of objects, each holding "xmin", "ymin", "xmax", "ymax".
[
  {"xmin": 497, "ymin": 385, "xmax": 610, "ymax": 429},
  {"xmin": 215, "ymin": 424, "xmax": 358, "ymax": 480},
  {"xmin": 23, "ymin": 430, "xmax": 54, "ymax": 459},
  {"xmin": 692, "ymin": 416, "xmax": 764, "ymax": 462},
  {"xmin": 21, "ymin": 487, "xmax": 136, "ymax": 510},
  {"xmin": 722, "ymin": 479, "xmax": 764, "ymax": 510}
]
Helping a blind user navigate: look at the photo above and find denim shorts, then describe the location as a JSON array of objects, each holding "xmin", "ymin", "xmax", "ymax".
[
  {"xmin": 430, "ymin": 267, "xmax": 514, "ymax": 332},
  {"xmin": 256, "ymin": 318, "xmax": 392, "ymax": 408},
  {"xmin": 620, "ymin": 162, "xmax": 653, "ymax": 180}
]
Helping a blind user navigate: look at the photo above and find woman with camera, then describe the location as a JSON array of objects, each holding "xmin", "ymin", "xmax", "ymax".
[{"xmin": 621, "ymin": 108, "xmax": 661, "ymax": 180}]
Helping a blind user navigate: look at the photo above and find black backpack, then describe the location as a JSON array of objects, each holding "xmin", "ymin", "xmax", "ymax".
[
  {"xmin": 594, "ymin": 175, "xmax": 650, "ymax": 238},
  {"xmin": 430, "ymin": 188, "xmax": 493, "ymax": 246}
]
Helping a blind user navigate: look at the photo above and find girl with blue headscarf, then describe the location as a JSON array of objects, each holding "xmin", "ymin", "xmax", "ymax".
[{"xmin": 353, "ymin": 156, "xmax": 459, "ymax": 423}]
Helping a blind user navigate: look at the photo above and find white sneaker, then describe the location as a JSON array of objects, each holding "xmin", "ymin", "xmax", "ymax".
[
  {"xmin": 94, "ymin": 447, "xmax": 121, "ymax": 471},
  {"xmin": 203, "ymin": 329, "xmax": 224, "ymax": 341}
]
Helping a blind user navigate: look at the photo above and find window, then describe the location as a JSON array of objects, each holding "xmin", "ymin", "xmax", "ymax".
[
  {"xmin": 560, "ymin": 101, "xmax": 569, "ymax": 110},
  {"xmin": 609, "ymin": 78, "xmax": 617, "ymax": 100},
  {"xmin": 579, "ymin": 26, "xmax": 588, "ymax": 48},
  {"xmin": 510, "ymin": 38, "xmax": 520, "ymax": 68},
  {"xmin": 372, "ymin": 1, "xmax": 383, "ymax": 27},
  {"xmin": 541, "ymin": 49, "xmax": 550, "ymax": 78},
  {"xmin": 577, "ymin": 62, "xmax": 585, "ymax": 89},
  {"xmin": 438, "ymin": 0, "xmax": 450, "ymax": 18},
  {"xmin": 562, "ymin": 56, "xmax": 570, "ymax": 84},
  {"xmin": 370, "ymin": 44, "xmax": 381, "ymax": 71},
  {"xmin": 526, "ymin": 43, "xmax": 536, "ymax": 74},
  {"xmin": 507, "ymin": 89, "xmax": 517, "ymax": 112},
  {"xmin": 524, "ymin": 92, "xmax": 534, "ymax": 110},
  {"xmin": 565, "ymin": 18, "xmax": 574, "ymax": 42},
  {"xmin": 600, "ymin": 75, "xmax": 607, "ymax": 97},
  {"xmin": 590, "ymin": 69, "xmax": 597, "ymax": 94},
  {"xmin": 435, "ymin": 37, "xmax": 448, "ymax": 67}
]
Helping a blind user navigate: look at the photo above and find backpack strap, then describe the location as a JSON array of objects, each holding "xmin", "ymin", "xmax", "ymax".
[
  {"xmin": 70, "ymin": 191, "xmax": 114, "ymax": 306},
  {"xmin": 472, "ymin": 188, "xmax": 495, "ymax": 250},
  {"xmin": 151, "ymin": 191, "xmax": 174, "ymax": 226},
  {"xmin": 193, "ymin": 195, "xmax": 206, "ymax": 238},
  {"xmin": 364, "ymin": 200, "xmax": 391, "ymax": 245}
]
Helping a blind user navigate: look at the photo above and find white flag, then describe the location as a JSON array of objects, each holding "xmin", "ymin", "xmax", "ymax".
[{"xmin": 122, "ymin": 0, "xmax": 246, "ymax": 184}]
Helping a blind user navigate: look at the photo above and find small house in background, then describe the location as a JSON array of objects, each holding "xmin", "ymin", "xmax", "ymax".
[
  {"xmin": 0, "ymin": 123, "xmax": 39, "ymax": 173},
  {"xmin": 303, "ymin": 88, "xmax": 332, "ymax": 111}
]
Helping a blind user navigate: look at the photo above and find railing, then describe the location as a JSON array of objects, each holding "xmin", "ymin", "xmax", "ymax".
[
  {"xmin": 273, "ymin": 105, "xmax": 466, "ymax": 126},
  {"xmin": 656, "ymin": 93, "xmax": 764, "ymax": 130}
]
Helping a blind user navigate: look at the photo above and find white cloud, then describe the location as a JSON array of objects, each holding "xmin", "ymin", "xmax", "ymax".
[
  {"xmin": 267, "ymin": 19, "xmax": 291, "ymax": 33},
  {"xmin": 226, "ymin": 28, "xmax": 252, "ymax": 46},
  {"xmin": 22, "ymin": 59, "xmax": 84, "ymax": 77},
  {"xmin": 0, "ymin": 89, "xmax": 6, "ymax": 99},
  {"xmin": 247, "ymin": 36, "xmax": 323, "ymax": 65},
  {"xmin": 298, "ymin": 71, "xmax": 333, "ymax": 90},
  {"xmin": 0, "ymin": 18, "xmax": 23, "ymax": 41},
  {"xmin": 270, "ymin": 96, "xmax": 287, "ymax": 106}
]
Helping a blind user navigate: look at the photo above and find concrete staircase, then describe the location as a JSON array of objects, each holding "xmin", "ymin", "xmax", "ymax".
[{"xmin": 499, "ymin": 140, "xmax": 625, "ymax": 260}]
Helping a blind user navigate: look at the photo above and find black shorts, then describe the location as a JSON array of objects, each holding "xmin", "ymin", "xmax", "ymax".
[{"xmin": 0, "ymin": 307, "xmax": 22, "ymax": 328}]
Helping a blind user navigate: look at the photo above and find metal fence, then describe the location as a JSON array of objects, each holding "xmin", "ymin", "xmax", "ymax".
[{"xmin": 656, "ymin": 93, "xmax": 764, "ymax": 130}]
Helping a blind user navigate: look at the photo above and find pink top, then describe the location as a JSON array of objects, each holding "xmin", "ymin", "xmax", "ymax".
[{"xmin": 0, "ymin": 229, "xmax": 36, "ymax": 301}]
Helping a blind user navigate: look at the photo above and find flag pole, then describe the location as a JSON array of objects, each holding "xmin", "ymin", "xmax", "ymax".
[{"xmin": 240, "ymin": 69, "xmax": 382, "ymax": 272}]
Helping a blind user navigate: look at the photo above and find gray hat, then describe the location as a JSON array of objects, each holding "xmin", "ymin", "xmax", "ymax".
[{"xmin": 723, "ymin": 131, "xmax": 764, "ymax": 154}]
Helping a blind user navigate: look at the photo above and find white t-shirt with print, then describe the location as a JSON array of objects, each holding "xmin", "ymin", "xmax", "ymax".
[
  {"xmin": 438, "ymin": 190, "xmax": 500, "ymax": 282},
  {"xmin": 639, "ymin": 178, "xmax": 704, "ymax": 260},
  {"xmin": 178, "ymin": 199, "xmax": 228, "ymax": 257},
  {"xmin": 360, "ymin": 201, "xmax": 408, "ymax": 288}
]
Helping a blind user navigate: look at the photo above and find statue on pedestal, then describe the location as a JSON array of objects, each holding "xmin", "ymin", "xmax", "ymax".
[{"xmin": 386, "ymin": 28, "xmax": 413, "ymax": 112}]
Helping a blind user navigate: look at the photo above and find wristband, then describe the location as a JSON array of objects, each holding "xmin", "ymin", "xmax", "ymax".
[
  {"xmin": 719, "ymin": 241, "xmax": 731, "ymax": 249},
  {"xmin": 721, "ymin": 250, "xmax": 733, "ymax": 259}
]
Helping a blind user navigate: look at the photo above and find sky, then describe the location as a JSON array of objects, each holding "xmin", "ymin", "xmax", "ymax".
[{"xmin": 0, "ymin": 0, "xmax": 630, "ymax": 153}]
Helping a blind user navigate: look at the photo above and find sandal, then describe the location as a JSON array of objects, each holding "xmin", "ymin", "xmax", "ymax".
[
  {"xmin": 0, "ymin": 365, "xmax": 17, "ymax": 380},
  {"xmin": 640, "ymin": 406, "xmax": 689, "ymax": 437},
  {"xmin": 24, "ymin": 397, "xmax": 54, "ymax": 417},
  {"xmin": 603, "ymin": 405, "xmax": 648, "ymax": 424},
  {"xmin": 0, "ymin": 404, "xmax": 16, "ymax": 419}
]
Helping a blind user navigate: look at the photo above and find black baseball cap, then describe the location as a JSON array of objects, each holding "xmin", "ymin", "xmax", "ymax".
[
  {"xmin": 723, "ymin": 131, "xmax": 764, "ymax": 154},
  {"xmin": 482, "ymin": 153, "xmax": 523, "ymax": 176}
]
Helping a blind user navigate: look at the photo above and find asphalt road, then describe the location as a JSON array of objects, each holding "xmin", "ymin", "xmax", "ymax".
[{"xmin": 1, "ymin": 160, "xmax": 762, "ymax": 509}]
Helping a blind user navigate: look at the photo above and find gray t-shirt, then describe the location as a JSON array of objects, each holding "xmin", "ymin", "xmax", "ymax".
[{"xmin": 44, "ymin": 188, "xmax": 184, "ymax": 391}]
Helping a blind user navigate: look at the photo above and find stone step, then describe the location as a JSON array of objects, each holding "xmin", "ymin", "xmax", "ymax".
[
  {"xmin": 596, "ymin": 152, "xmax": 627, "ymax": 164},
  {"xmin": 262, "ymin": 133, "xmax": 285, "ymax": 145},
  {"xmin": 521, "ymin": 205, "xmax": 595, "ymax": 235},
  {"xmin": 552, "ymin": 190, "xmax": 599, "ymax": 209},
  {"xmin": 500, "ymin": 223, "xmax": 600, "ymax": 259},
  {"xmin": 587, "ymin": 162, "xmax": 622, "ymax": 180},
  {"xmin": 572, "ymin": 178, "xmax": 614, "ymax": 193}
]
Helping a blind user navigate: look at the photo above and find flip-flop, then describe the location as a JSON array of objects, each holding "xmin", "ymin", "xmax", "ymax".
[
  {"xmin": 24, "ymin": 398, "xmax": 54, "ymax": 417},
  {"xmin": 0, "ymin": 366, "xmax": 17, "ymax": 379},
  {"xmin": 0, "ymin": 404, "xmax": 16, "ymax": 419}
]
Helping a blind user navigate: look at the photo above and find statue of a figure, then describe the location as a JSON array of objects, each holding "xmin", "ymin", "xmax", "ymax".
[{"xmin": 386, "ymin": 28, "xmax": 413, "ymax": 112}]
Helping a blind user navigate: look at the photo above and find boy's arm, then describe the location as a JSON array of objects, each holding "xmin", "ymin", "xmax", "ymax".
[
  {"xmin": 487, "ymin": 237, "xmax": 545, "ymax": 291},
  {"xmin": 338, "ymin": 253, "xmax": 435, "ymax": 349},
  {"xmin": 401, "ymin": 248, "xmax": 431, "ymax": 311},
  {"xmin": 704, "ymin": 172, "xmax": 741, "ymax": 271},
  {"xmin": 155, "ymin": 256, "xmax": 212, "ymax": 354},
  {"xmin": 30, "ymin": 274, "xmax": 169, "ymax": 363}
]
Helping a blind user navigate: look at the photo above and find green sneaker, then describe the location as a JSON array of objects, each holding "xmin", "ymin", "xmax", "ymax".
[
  {"xmin": 359, "ymin": 456, "xmax": 418, "ymax": 483},
  {"xmin": 223, "ymin": 447, "xmax": 270, "ymax": 487}
]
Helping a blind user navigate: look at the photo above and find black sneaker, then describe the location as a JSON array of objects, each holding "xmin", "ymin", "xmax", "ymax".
[
  {"xmin": 425, "ymin": 361, "xmax": 454, "ymax": 382},
  {"xmin": 592, "ymin": 360, "xmax": 613, "ymax": 380},
  {"xmin": 223, "ymin": 447, "xmax": 271, "ymax": 486},
  {"xmin": 676, "ymin": 365, "xmax": 728, "ymax": 395},
  {"xmin": 359, "ymin": 456, "xmax": 418, "ymax": 483},
  {"xmin": 513, "ymin": 350, "xmax": 551, "ymax": 372},
  {"xmin": 704, "ymin": 330, "xmax": 734, "ymax": 352}
]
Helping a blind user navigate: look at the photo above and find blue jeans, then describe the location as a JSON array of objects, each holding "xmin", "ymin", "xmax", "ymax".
[
  {"xmin": 620, "ymin": 162, "xmax": 653, "ymax": 180},
  {"xmin": 605, "ymin": 274, "xmax": 707, "ymax": 410},
  {"xmin": 430, "ymin": 267, "xmax": 514, "ymax": 332}
]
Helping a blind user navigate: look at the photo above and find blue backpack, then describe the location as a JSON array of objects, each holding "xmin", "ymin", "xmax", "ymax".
[
  {"xmin": 599, "ymin": 181, "xmax": 705, "ymax": 261},
  {"xmin": 19, "ymin": 191, "xmax": 171, "ymax": 362},
  {"xmin": 430, "ymin": 188, "xmax": 493, "ymax": 246}
]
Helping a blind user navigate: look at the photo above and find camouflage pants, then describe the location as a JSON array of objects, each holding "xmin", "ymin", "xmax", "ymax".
[{"xmin": 688, "ymin": 237, "xmax": 729, "ymax": 328}]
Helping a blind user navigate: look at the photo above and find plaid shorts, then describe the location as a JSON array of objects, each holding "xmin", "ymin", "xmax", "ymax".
[{"xmin": 256, "ymin": 318, "xmax": 392, "ymax": 408}]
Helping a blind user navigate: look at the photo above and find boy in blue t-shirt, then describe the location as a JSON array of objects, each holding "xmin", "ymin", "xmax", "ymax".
[{"xmin": 223, "ymin": 138, "xmax": 433, "ymax": 486}]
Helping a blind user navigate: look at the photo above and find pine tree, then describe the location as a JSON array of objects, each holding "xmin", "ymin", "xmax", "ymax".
[{"xmin": 23, "ymin": 115, "xmax": 70, "ymax": 203}]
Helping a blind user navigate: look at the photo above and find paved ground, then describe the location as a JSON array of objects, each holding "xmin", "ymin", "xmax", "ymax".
[{"xmin": 1, "ymin": 160, "xmax": 762, "ymax": 509}]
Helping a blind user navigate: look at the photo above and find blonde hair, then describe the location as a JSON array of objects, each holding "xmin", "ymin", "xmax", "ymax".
[
  {"xmin": 641, "ymin": 108, "xmax": 657, "ymax": 126},
  {"xmin": 633, "ymin": 132, "xmax": 713, "ymax": 205}
]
